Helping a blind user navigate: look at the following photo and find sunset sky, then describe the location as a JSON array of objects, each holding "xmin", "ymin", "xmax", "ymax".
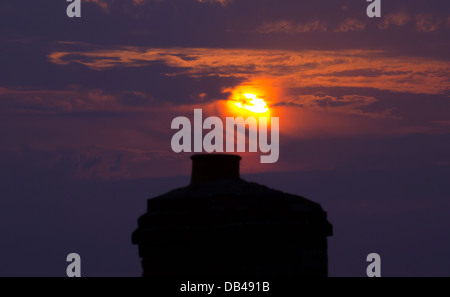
[{"xmin": 0, "ymin": 0, "xmax": 449, "ymax": 276}]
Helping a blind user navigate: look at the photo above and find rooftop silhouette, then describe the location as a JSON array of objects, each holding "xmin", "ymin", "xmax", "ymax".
[{"xmin": 132, "ymin": 154, "xmax": 333, "ymax": 277}]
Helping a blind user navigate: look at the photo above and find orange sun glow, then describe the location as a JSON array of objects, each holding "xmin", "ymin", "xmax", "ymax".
[
  {"xmin": 225, "ymin": 81, "xmax": 276, "ymax": 117},
  {"xmin": 234, "ymin": 93, "xmax": 269, "ymax": 114}
]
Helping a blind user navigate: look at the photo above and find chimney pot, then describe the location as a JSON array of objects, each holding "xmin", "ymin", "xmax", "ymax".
[{"xmin": 190, "ymin": 154, "xmax": 241, "ymax": 185}]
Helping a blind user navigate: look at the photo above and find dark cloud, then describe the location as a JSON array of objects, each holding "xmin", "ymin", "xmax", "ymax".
[
  {"xmin": 118, "ymin": 91, "xmax": 153, "ymax": 106},
  {"xmin": 0, "ymin": 1, "xmax": 448, "ymax": 53}
]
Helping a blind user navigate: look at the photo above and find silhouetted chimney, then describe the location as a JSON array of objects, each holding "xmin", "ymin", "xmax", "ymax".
[
  {"xmin": 191, "ymin": 154, "xmax": 241, "ymax": 185},
  {"xmin": 132, "ymin": 154, "xmax": 333, "ymax": 277}
]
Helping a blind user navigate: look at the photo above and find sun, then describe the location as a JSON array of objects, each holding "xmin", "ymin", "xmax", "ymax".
[
  {"xmin": 234, "ymin": 93, "xmax": 269, "ymax": 114},
  {"xmin": 227, "ymin": 90, "xmax": 271, "ymax": 117},
  {"xmin": 222, "ymin": 79, "xmax": 278, "ymax": 117}
]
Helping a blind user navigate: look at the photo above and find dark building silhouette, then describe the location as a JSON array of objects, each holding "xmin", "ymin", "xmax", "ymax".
[{"xmin": 132, "ymin": 154, "xmax": 333, "ymax": 277}]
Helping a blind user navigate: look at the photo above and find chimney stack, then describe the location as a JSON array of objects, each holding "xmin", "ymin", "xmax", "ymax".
[
  {"xmin": 132, "ymin": 154, "xmax": 333, "ymax": 277},
  {"xmin": 190, "ymin": 154, "xmax": 241, "ymax": 185}
]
